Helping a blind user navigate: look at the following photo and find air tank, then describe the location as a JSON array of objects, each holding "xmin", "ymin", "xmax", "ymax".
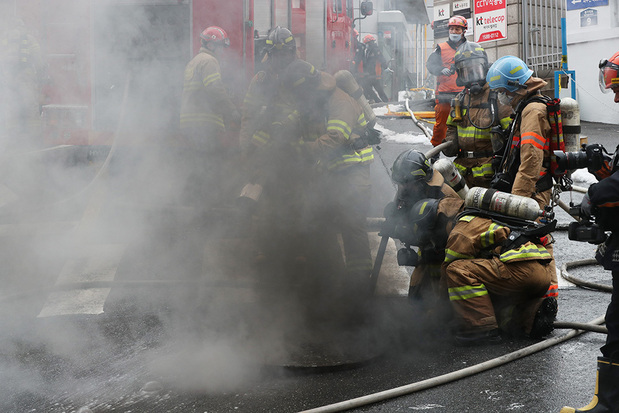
[
  {"xmin": 465, "ymin": 187, "xmax": 543, "ymax": 221},
  {"xmin": 334, "ymin": 70, "xmax": 376, "ymax": 128},
  {"xmin": 560, "ymin": 97, "xmax": 581, "ymax": 152},
  {"xmin": 433, "ymin": 158, "xmax": 469, "ymax": 199}
]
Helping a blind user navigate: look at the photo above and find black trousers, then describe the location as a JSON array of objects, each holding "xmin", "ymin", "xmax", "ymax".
[{"xmin": 602, "ymin": 271, "xmax": 619, "ymax": 359}]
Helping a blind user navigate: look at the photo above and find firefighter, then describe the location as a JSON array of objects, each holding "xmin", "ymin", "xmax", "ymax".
[
  {"xmin": 387, "ymin": 149, "xmax": 463, "ymax": 303},
  {"xmin": 442, "ymin": 42, "xmax": 513, "ymax": 188},
  {"xmin": 179, "ymin": 26, "xmax": 240, "ymax": 208},
  {"xmin": 360, "ymin": 34, "xmax": 388, "ymax": 103},
  {"xmin": 560, "ymin": 50, "xmax": 619, "ymax": 413},
  {"xmin": 280, "ymin": 59, "xmax": 374, "ymax": 295},
  {"xmin": 426, "ymin": 15, "xmax": 467, "ymax": 148},
  {"xmin": 351, "ymin": 29, "xmax": 365, "ymax": 82},
  {"xmin": 0, "ymin": 15, "xmax": 44, "ymax": 149},
  {"xmin": 442, "ymin": 211, "xmax": 556, "ymax": 346},
  {"xmin": 486, "ymin": 55, "xmax": 559, "ymax": 321},
  {"xmin": 239, "ymin": 26, "xmax": 297, "ymax": 154}
]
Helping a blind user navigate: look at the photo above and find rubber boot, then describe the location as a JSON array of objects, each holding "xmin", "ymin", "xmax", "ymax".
[{"xmin": 560, "ymin": 357, "xmax": 619, "ymax": 412}]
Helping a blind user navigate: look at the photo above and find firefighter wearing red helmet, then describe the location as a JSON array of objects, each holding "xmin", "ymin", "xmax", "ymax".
[
  {"xmin": 560, "ymin": 50, "xmax": 619, "ymax": 412},
  {"xmin": 426, "ymin": 15, "xmax": 468, "ymax": 148},
  {"xmin": 359, "ymin": 34, "xmax": 388, "ymax": 103},
  {"xmin": 179, "ymin": 26, "xmax": 240, "ymax": 207}
]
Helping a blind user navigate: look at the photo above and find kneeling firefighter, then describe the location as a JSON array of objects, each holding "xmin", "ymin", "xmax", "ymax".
[
  {"xmin": 442, "ymin": 187, "xmax": 558, "ymax": 346},
  {"xmin": 385, "ymin": 149, "xmax": 463, "ymax": 305},
  {"xmin": 442, "ymin": 42, "xmax": 513, "ymax": 188}
]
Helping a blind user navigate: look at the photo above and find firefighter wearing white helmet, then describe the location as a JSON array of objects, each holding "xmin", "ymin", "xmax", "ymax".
[
  {"xmin": 426, "ymin": 15, "xmax": 467, "ymax": 148},
  {"xmin": 442, "ymin": 42, "xmax": 513, "ymax": 188},
  {"xmin": 387, "ymin": 149, "xmax": 463, "ymax": 303},
  {"xmin": 486, "ymin": 55, "xmax": 559, "ymax": 329},
  {"xmin": 179, "ymin": 26, "xmax": 240, "ymax": 207}
]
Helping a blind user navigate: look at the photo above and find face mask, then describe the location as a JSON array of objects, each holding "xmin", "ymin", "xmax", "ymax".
[
  {"xmin": 497, "ymin": 91, "xmax": 514, "ymax": 106},
  {"xmin": 449, "ymin": 33, "xmax": 462, "ymax": 43},
  {"xmin": 469, "ymin": 83, "xmax": 483, "ymax": 95}
]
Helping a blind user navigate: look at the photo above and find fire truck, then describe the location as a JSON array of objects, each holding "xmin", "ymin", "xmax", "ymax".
[{"xmin": 11, "ymin": 0, "xmax": 375, "ymax": 148}]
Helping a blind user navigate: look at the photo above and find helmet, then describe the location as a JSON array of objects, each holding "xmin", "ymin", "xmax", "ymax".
[
  {"xmin": 391, "ymin": 149, "xmax": 433, "ymax": 185},
  {"xmin": 281, "ymin": 60, "xmax": 336, "ymax": 94},
  {"xmin": 598, "ymin": 51, "xmax": 619, "ymax": 93},
  {"xmin": 200, "ymin": 26, "xmax": 230, "ymax": 48},
  {"xmin": 265, "ymin": 26, "xmax": 296, "ymax": 54},
  {"xmin": 486, "ymin": 55, "xmax": 533, "ymax": 92},
  {"xmin": 448, "ymin": 15, "xmax": 468, "ymax": 30},
  {"xmin": 363, "ymin": 34, "xmax": 376, "ymax": 44},
  {"xmin": 454, "ymin": 42, "xmax": 488, "ymax": 88},
  {"xmin": 407, "ymin": 198, "xmax": 440, "ymax": 245}
]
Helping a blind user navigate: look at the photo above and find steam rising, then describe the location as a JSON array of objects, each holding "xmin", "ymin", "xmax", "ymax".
[{"xmin": 0, "ymin": 3, "xmax": 406, "ymax": 411}]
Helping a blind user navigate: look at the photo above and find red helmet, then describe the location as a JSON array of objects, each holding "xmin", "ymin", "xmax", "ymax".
[
  {"xmin": 448, "ymin": 15, "xmax": 468, "ymax": 30},
  {"xmin": 200, "ymin": 26, "xmax": 230, "ymax": 48},
  {"xmin": 363, "ymin": 34, "xmax": 376, "ymax": 44},
  {"xmin": 599, "ymin": 51, "xmax": 619, "ymax": 93}
]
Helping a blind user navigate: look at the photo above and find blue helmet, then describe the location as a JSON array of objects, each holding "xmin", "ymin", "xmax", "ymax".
[{"xmin": 486, "ymin": 55, "xmax": 533, "ymax": 92}]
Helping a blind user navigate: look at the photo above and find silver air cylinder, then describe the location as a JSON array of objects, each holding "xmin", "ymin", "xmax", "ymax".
[
  {"xmin": 465, "ymin": 187, "xmax": 543, "ymax": 221},
  {"xmin": 560, "ymin": 97, "xmax": 581, "ymax": 152},
  {"xmin": 334, "ymin": 70, "xmax": 376, "ymax": 128},
  {"xmin": 433, "ymin": 158, "xmax": 469, "ymax": 199}
]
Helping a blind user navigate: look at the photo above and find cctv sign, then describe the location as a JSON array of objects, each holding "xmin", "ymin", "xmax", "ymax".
[{"xmin": 474, "ymin": 0, "xmax": 507, "ymax": 43}]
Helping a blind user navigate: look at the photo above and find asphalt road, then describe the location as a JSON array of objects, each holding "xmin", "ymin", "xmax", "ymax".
[{"xmin": 0, "ymin": 115, "xmax": 617, "ymax": 413}]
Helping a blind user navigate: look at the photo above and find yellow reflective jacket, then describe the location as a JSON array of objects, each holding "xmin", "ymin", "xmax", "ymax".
[
  {"xmin": 180, "ymin": 47, "xmax": 237, "ymax": 136},
  {"xmin": 443, "ymin": 215, "xmax": 551, "ymax": 266}
]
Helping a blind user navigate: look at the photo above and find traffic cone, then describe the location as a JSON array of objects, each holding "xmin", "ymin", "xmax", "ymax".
[{"xmin": 560, "ymin": 357, "xmax": 619, "ymax": 412}]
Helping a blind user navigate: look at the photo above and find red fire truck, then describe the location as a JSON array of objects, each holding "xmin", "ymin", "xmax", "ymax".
[{"xmin": 12, "ymin": 0, "xmax": 371, "ymax": 148}]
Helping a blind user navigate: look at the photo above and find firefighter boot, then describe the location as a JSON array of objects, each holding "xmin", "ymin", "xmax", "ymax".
[
  {"xmin": 528, "ymin": 296, "xmax": 558, "ymax": 339},
  {"xmin": 560, "ymin": 357, "xmax": 619, "ymax": 412}
]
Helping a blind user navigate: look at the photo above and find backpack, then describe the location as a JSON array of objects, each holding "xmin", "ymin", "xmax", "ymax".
[{"xmin": 492, "ymin": 95, "xmax": 566, "ymax": 192}]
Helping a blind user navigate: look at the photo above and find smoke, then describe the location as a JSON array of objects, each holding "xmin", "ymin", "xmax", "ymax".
[{"xmin": 0, "ymin": 3, "xmax": 416, "ymax": 411}]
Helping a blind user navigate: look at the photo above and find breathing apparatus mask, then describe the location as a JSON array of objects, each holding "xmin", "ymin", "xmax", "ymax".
[{"xmin": 454, "ymin": 42, "xmax": 488, "ymax": 96}]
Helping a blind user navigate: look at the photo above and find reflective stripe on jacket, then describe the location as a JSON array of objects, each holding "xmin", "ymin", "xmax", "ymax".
[
  {"xmin": 305, "ymin": 88, "xmax": 374, "ymax": 171},
  {"xmin": 443, "ymin": 215, "xmax": 551, "ymax": 265},
  {"xmin": 445, "ymin": 84, "xmax": 513, "ymax": 186},
  {"xmin": 180, "ymin": 47, "xmax": 237, "ymax": 134}
]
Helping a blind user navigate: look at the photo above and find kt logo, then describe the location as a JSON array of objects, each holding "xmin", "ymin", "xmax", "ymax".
[
  {"xmin": 438, "ymin": 8, "xmax": 445, "ymax": 17},
  {"xmin": 476, "ymin": 16, "xmax": 484, "ymax": 25}
]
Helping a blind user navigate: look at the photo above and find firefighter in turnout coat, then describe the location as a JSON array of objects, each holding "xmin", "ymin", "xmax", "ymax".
[
  {"xmin": 281, "ymin": 60, "xmax": 374, "ymax": 294},
  {"xmin": 388, "ymin": 150, "xmax": 463, "ymax": 302},
  {"xmin": 486, "ymin": 55, "xmax": 559, "ymax": 320},
  {"xmin": 442, "ymin": 42, "xmax": 513, "ymax": 188},
  {"xmin": 179, "ymin": 26, "xmax": 240, "ymax": 207},
  {"xmin": 443, "ymin": 213, "xmax": 556, "ymax": 345}
]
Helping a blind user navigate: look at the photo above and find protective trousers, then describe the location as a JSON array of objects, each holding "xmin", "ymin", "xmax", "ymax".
[
  {"xmin": 445, "ymin": 257, "xmax": 551, "ymax": 334},
  {"xmin": 432, "ymin": 101, "xmax": 451, "ymax": 147},
  {"xmin": 322, "ymin": 164, "xmax": 372, "ymax": 292}
]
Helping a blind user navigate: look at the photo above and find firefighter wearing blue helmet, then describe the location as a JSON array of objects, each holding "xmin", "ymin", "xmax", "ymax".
[{"xmin": 486, "ymin": 55, "xmax": 559, "ymax": 340}]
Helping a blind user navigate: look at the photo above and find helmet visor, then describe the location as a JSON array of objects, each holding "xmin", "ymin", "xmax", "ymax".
[
  {"xmin": 599, "ymin": 60, "xmax": 619, "ymax": 93},
  {"xmin": 456, "ymin": 58, "xmax": 487, "ymax": 86}
]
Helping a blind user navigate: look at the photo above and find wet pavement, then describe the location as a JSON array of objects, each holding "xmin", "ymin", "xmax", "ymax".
[{"xmin": 0, "ymin": 116, "xmax": 617, "ymax": 412}]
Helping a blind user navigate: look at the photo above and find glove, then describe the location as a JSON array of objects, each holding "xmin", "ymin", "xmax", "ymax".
[
  {"xmin": 580, "ymin": 192, "xmax": 593, "ymax": 219},
  {"xmin": 440, "ymin": 67, "xmax": 452, "ymax": 76}
]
